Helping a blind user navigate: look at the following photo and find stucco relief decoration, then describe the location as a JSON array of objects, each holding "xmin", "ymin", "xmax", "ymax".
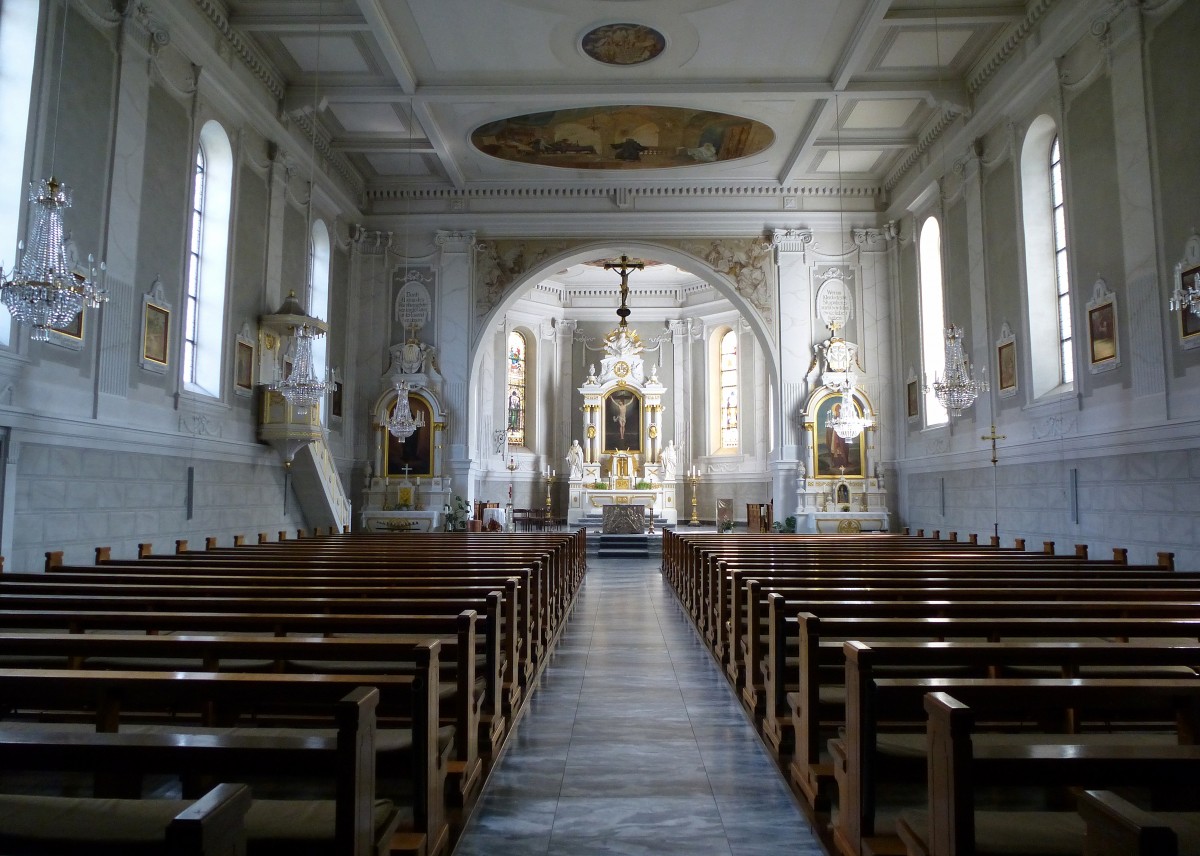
[
  {"xmin": 673, "ymin": 238, "xmax": 775, "ymax": 325},
  {"xmin": 473, "ymin": 238, "xmax": 578, "ymax": 319},
  {"xmin": 471, "ymin": 106, "xmax": 774, "ymax": 170},
  {"xmin": 581, "ymin": 23, "xmax": 665, "ymax": 66}
]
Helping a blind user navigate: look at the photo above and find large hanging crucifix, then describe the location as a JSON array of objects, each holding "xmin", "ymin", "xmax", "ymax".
[{"xmin": 604, "ymin": 255, "xmax": 644, "ymax": 329}]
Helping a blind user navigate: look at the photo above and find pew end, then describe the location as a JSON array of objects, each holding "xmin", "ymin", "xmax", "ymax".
[{"xmin": 1077, "ymin": 790, "xmax": 1179, "ymax": 856}]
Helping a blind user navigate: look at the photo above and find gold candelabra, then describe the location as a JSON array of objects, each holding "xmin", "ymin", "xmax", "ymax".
[
  {"xmin": 687, "ymin": 466, "xmax": 700, "ymax": 526},
  {"xmin": 544, "ymin": 467, "xmax": 554, "ymax": 527}
]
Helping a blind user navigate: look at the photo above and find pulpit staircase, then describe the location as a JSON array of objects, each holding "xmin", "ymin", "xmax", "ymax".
[{"xmin": 288, "ymin": 435, "xmax": 353, "ymax": 533}]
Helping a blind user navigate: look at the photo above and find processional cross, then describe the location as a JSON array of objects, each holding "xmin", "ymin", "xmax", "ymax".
[
  {"xmin": 603, "ymin": 255, "xmax": 645, "ymax": 329},
  {"xmin": 981, "ymin": 423, "xmax": 1006, "ymax": 541}
]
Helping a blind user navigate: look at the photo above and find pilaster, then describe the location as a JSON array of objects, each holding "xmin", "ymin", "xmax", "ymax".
[{"xmin": 1106, "ymin": 7, "xmax": 1166, "ymax": 409}]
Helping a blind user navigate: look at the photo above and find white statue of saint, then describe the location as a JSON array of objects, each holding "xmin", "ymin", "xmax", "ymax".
[
  {"xmin": 659, "ymin": 439, "xmax": 678, "ymax": 480},
  {"xmin": 566, "ymin": 439, "xmax": 584, "ymax": 480}
]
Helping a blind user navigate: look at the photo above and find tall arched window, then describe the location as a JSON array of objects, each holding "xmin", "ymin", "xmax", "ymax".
[
  {"xmin": 919, "ymin": 216, "xmax": 948, "ymax": 426},
  {"xmin": 308, "ymin": 220, "xmax": 331, "ymax": 421},
  {"xmin": 0, "ymin": 0, "xmax": 42, "ymax": 346},
  {"xmin": 707, "ymin": 326, "xmax": 739, "ymax": 452},
  {"xmin": 182, "ymin": 120, "xmax": 232, "ymax": 397},
  {"xmin": 1049, "ymin": 136, "xmax": 1073, "ymax": 386},
  {"xmin": 1020, "ymin": 116, "xmax": 1074, "ymax": 396},
  {"xmin": 506, "ymin": 330, "xmax": 526, "ymax": 447}
]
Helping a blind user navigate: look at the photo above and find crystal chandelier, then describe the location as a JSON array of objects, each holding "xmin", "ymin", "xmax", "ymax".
[
  {"xmin": 272, "ymin": 320, "xmax": 327, "ymax": 416},
  {"xmin": 0, "ymin": 178, "xmax": 107, "ymax": 341},
  {"xmin": 388, "ymin": 380, "xmax": 425, "ymax": 439},
  {"xmin": 929, "ymin": 324, "xmax": 988, "ymax": 416},
  {"xmin": 826, "ymin": 388, "xmax": 872, "ymax": 441}
]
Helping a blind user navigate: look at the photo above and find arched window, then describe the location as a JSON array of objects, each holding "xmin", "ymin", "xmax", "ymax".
[
  {"xmin": 1020, "ymin": 116, "xmax": 1074, "ymax": 396},
  {"xmin": 707, "ymin": 326, "xmax": 739, "ymax": 452},
  {"xmin": 919, "ymin": 216, "xmax": 948, "ymax": 426},
  {"xmin": 182, "ymin": 120, "xmax": 232, "ymax": 397},
  {"xmin": 308, "ymin": 220, "xmax": 331, "ymax": 421},
  {"xmin": 0, "ymin": 0, "xmax": 42, "ymax": 346},
  {"xmin": 506, "ymin": 330, "xmax": 526, "ymax": 447}
]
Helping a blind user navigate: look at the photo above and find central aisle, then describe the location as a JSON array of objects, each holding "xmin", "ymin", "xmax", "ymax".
[{"xmin": 452, "ymin": 552, "xmax": 825, "ymax": 856}]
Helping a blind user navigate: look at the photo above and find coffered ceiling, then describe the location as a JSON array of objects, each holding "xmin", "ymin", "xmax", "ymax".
[{"xmin": 220, "ymin": 0, "xmax": 1034, "ymax": 200}]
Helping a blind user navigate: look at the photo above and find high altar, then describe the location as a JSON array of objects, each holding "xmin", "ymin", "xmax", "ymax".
[{"xmin": 566, "ymin": 327, "xmax": 678, "ymax": 526}]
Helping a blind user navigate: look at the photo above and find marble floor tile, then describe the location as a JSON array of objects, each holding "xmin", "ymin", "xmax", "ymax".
[{"xmin": 452, "ymin": 550, "xmax": 827, "ymax": 855}]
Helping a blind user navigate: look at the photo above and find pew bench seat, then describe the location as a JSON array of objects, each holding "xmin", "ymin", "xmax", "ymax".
[{"xmin": 0, "ymin": 791, "xmax": 397, "ymax": 856}]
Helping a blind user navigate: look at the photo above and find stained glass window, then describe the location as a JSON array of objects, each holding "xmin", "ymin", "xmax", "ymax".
[
  {"xmin": 719, "ymin": 329, "xmax": 738, "ymax": 449},
  {"xmin": 506, "ymin": 330, "xmax": 526, "ymax": 446}
]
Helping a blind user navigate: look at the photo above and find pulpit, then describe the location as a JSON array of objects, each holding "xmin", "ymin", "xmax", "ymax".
[{"xmin": 602, "ymin": 504, "xmax": 645, "ymax": 534}]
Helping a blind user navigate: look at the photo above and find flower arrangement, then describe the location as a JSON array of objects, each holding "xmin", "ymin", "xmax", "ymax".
[
  {"xmin": 444, "ymin": 495, "xmax": 471, "ymax": 531},
  {"xmin": 592, "ymin": 481, "xmax": 608, "ymax": 490},
  {"xmin": 634, "ymin": 481, "xmax": 653, "ymax": 490}
]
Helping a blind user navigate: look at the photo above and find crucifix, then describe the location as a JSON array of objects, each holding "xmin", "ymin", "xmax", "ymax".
[
  {"xmin": 604, "ymin": 255, "xmax": 644, "ymax": 329},
  {"xmin": 981, "ymin": 423, "xmax": 1006, "ymax": 541},
  {"xmin": 399, "ymin": 464, "xmax": 413, "ymax": 478}
]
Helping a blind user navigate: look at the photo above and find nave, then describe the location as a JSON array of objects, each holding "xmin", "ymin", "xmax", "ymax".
[{"xmin": 453, "ymin": 551, "xmax": 823, "ymax": 856}]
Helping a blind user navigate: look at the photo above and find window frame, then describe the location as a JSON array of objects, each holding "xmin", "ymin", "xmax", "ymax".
[
  {"xmin": 918, "ymin": 215, "xmax": 948, "ymax": 427},
  {"xmin": 181, "ymin": 120, "xmax": 232, "ymax": 399},
  {"xmin": 1020, "ymin": 115, "xmax": 1075, "ymax": 399}
]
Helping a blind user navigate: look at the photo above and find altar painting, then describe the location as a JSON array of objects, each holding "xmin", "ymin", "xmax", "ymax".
[
  {"xmin": 603, "ymin": 389, "xmax": 642, "ymax": 453},
  {"xmin": 811, "ymin": 392, "xmax": 865, "ymax": 478},
  {"xmin": 385, "ymin": 395, "xmax": 433, "ymax": 476}
]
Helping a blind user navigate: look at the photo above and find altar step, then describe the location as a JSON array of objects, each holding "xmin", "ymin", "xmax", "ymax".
[{"xmin": 596, "ymin": 534, "xmax": 651, "ymax": 560}]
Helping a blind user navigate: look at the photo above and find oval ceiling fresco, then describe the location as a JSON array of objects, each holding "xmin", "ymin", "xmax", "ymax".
[
  {"xmin": 472, "ymin": 106, "xmax": 774, "ymax": 171},
  {"xmin": 581, "ymin": 24, "xmax": 665, "ymax": 66}
]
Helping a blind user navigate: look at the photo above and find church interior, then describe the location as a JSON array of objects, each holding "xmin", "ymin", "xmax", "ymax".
[{"xmin": 0, "ymin": 0, "xmax": 1199, "ymax": 854}]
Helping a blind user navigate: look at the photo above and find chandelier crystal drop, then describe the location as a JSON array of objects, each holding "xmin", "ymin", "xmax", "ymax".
[
  {"xmin": 387, "ymin": 380, "xmax": 426, "ymax": 440},
  {"xmin": 271, "ymin": 322, "xmax": 327, "ymax": 415},
  {"xmin": 826, "ymin": 389, "xmax": 873, "ymax": 441},
  {"xmin": 930, "ymin": 324, "xmax": 988, "ymax": 416},
  {"xmin": 0, "ymin": 178, "xmax": 107, "ymax": 341}
]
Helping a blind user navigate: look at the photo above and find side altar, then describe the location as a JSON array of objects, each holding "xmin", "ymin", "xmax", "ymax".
[{"xmin": 566, "ymin": 326, "xmax": 678, "ymax": 526}]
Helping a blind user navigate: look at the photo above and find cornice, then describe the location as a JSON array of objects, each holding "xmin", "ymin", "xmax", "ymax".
[
  {"xmin": 366, "ymin": 183, "xmax": 882, "ymax": 204},
  {"xmin": 967, "ymin": 0, "xmax": 1060, "ymax": 97},
  {"xmin": 191, "ymin": 0, "xmax": 286, "ymax": 102},
  {"xmin": 883, "ymin": 107, "xmax": 961, "ymax": 193},
  {"xmin": 290, "ymin": 110, "xmax": 367, "ymax": 202}
]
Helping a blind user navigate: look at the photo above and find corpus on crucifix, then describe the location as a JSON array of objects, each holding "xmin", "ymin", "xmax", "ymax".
[{"xmin": 604, "ymin": 254, "xmax": 645, "ymax": 328}]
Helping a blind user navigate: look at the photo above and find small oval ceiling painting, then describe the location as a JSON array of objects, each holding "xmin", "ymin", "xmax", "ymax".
[
  {"xmin": 582, "ymin": 23, "xmax": 665, "ymax": 66},
  {"xmin": 472, "ymin": 106, "xmax": 774, "ymax": 171}
]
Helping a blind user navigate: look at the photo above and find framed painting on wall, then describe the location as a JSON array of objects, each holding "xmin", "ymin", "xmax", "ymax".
[
  {"xmin": 996, "ymin": 320, "xmax": 1017, "ymax": 399},
  {"xmin": 1178, "ymin": 263, "xmax": 1200, "ymax": 347},
  {"xmin": 234, "ymin": 340, "xmax": 255, "ymax": 393},
  {"xmin": 905, "ymin": 378, "xmax": 919, "ymax": 421},
  {"xmin": 603, "ymin": 389, "xmax": 642, "ymax": 454},
  {"xmin": 1085, "ymin": 278, "xmax": 1119, "ymax": 374},
  {"xmin": 810, "ymin": 390, "xmax": 865, "ymax": 479}
]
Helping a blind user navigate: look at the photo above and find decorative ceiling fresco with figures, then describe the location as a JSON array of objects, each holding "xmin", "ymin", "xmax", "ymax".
[
  {"xmin": 471, "ymin": 106, "xmax": 774, "ymax": 170},
  {"xmin": 215, "ymin": 0, "xmax": 1033, "ymax": 199}
]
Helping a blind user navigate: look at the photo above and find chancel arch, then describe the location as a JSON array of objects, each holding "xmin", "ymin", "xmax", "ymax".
[{"xmin": 465, "ymin": 240, "xmax": 785, "ymax": 518}]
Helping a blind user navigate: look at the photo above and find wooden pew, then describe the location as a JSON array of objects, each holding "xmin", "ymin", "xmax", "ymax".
[
  {"xmin": 0, "ymin": 678, "xmax": 424, "ymax": 856},
  {"xmin": 739, "ymin": 578, "xmax": 1200, "ymax": 713},
  {"xmin": 0, "ymin": 625, "xmax": 486, "ymax": 805},
  {"xmin": 835, "ymin": 648, "xmax": 1200, "ymax": 856},
  {"xmin": 1076, "ymin": 790, "xmax": 1192, "ymax": 856},
  {"xmin": 895, "ymin": 691, "xmax": 1200, "ymax": 856},
  {"xmin": 782, "ymin": 615, "xmax": 1200, "ymax": 812},
  {"xmin": 0, "ymin": 781, "xmax": 251, "ymax": 856}
]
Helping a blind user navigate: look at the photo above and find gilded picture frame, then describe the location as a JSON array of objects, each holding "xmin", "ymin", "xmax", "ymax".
[
  {"xmin": 234, "ymin": 340, "xmax": 255, "ymax": 393},
  {"xmin": 603, "ymin": 388, "xmax": 643, "ymax": 454},
  {"xmin": 996, "ymin": 320, "xmax": 1017, "ymax": 399},
  {"xmin": 809, "ymin": 390, "xmax": 866, "ymax": 479},
  {"xmin": 1085, "ymin": 278, "xmax": 1119, "ymax": 374},
  {"xmin": 1178, "ymin": 262, "xmax": 1200, "ymax": 348}
]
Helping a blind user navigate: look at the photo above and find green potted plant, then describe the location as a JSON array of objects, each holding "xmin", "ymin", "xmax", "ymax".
[{"xmin": 634, "ymin": 480, "xmax": 652, "ymax": 490}]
